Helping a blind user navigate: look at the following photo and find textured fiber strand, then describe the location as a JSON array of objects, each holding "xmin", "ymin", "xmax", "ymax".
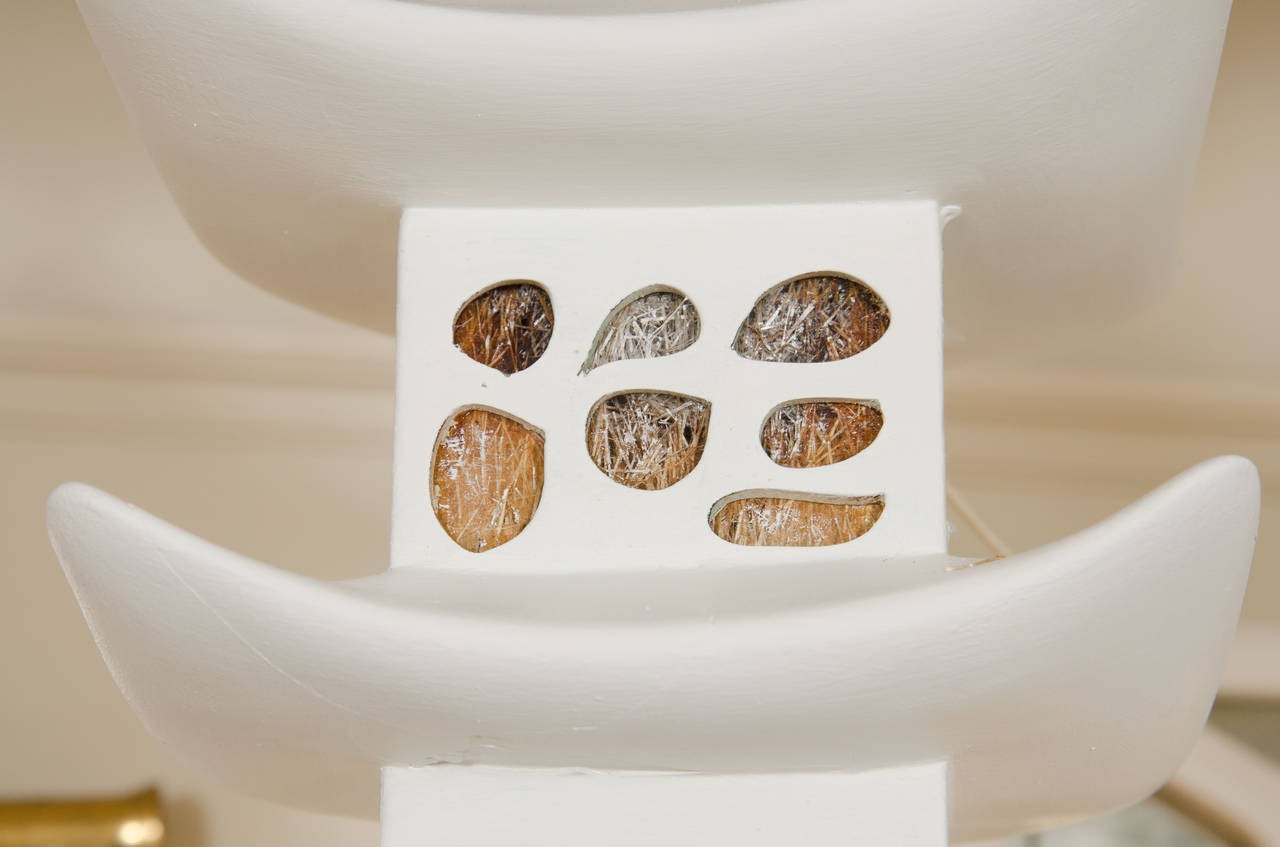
[
  {"xmin": 586, "ymin": 392, "xmax": 710, "ymax": 490},
  {"xmin": 431, "ymin": 408, "xmax": 544, "ymax": 552},
  {"xmin": 710, "ymin": 494, "xmax": 884, "ymax": 546},
  {"xmin": 584, "ymin": 288, "xmax": 700, "ymax": 372},
  {"xmin": 760, "ymin": 401, "xmax": 883, "ymax": 468},
  {"xmin": 734, "ymin": 273, "xmax": 889, "ymax": 363},
  {"xmin": 453, "ymin": 282, "xmax": 554, "ymax": 375}
]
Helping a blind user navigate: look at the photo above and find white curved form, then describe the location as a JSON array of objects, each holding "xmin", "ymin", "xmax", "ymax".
[
  {"xmin": 47, "ymin": 456, "xmax": 1258, "ymax": 840},
  {"xmin": 74, "ymin": 0, "xmax": 1229, "ymax": 338}
]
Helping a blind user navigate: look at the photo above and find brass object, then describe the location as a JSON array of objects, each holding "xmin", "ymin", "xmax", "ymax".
[{"xmin": 0, "ymin": 788, "xmax": 164, "ymax": 847}]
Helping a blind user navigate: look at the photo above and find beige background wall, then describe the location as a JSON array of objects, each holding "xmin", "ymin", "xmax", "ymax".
[{"xmin": 1, "ymin": 1, "xmax": 1275, "ymax": 844}]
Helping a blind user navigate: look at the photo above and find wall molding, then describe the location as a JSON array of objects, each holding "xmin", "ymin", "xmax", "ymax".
[
  {"xmin": 948, "ymin": 363, "xmax": 1280, "ymax": 441},
  {"xmin": 0, "ymin": 321, "xmax": 1275, "ymax": 485},
  {"xmin": 0, "ymin": 317, "xmax": 394, "ymax": 390}
]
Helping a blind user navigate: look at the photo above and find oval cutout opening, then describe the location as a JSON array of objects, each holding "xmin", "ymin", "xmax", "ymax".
[
  {"xmin": 709, "ymin": 491, "xmax": 884, "ymax": 547},
  {"xmin": 431, "ymin": 406, "xmax": 545, "ymax": 552},
  {"xmin": 733, "ymin": 272, "xmax": 889, "ymax": 363},
  {"xmin": 454, "ymin": 280, "xmax": 554, "ymax": 375}
]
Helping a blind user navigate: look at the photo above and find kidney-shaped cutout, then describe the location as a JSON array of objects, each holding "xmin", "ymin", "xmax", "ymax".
[
  {"xmin": 431, "ymin": 406, "xmax": 544, "ymax": 552},
  {"xmin": 734, "ymin": 272, "xmax": 889, "ymax": 363},
  {"xmin": 709, "ymin": 491, "xmax": 884, "ymax": 547},
  {"xmin": 453, "ymin": 281, "xmax": 554, "ymax": 375}
]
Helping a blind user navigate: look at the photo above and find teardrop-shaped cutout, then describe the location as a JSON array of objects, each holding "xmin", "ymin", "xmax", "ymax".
[
  {"xmin": 453, "ymin": 281, "xmax": 554, "ymax": 375},
  {"xmin": 760, "ymin": 400, "xmax": 883, "ymax": 468},
  {"xmin": 586, "ymin": 391, "xmax": 710, "ymax": 490},
  {"xmin": 733, "ymin": 272, "xmax": 889, "ymax": 363},
  {"xmin": 431, "ymin": 406, "xmax": 544, "ymax": 552},
  {"xmin": 582, "ymin": 287, "xmax": 700, "ymax": 373},
  {"xmin": 709, "ymin": 491, "xmax": 884, "ymax": 547}
]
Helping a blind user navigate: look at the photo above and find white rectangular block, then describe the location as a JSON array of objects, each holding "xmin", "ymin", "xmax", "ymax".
[
  {"xmin": 395, "ymin": 203, "xmax": 945, "ymax": 571},
  {"xmin": 381, "ymin": 763, "xmax": 949, "ymax": 847}
]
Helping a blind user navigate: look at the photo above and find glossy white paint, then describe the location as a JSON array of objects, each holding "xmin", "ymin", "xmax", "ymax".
[
  {"xmin": 394, "ymin": 203, "xmax": 946, "ymax": 570},
  {"xmin": 47, "ymin": 456, "xmax": 1260, "ymax": 841},
  {"xmin": 381, "ymin": 763, "xmax": 949, "ymax": 847},
  {"xmin": 72, "ymin": 0, "xmax": 1230, "ymax": 338}
]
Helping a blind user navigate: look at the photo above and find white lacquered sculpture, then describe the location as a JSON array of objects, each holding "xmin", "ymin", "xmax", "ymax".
[
  {"xmin": 50, "ymin": 456, "xmax": 1260, "ymax": 842},
  {"xmin": 50, "ymin": 0, "xmax": 1258, "ymax": 844}
]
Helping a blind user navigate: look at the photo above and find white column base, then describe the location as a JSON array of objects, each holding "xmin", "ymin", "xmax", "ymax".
[{"xmin": 381, "ymin": 763, "xmax": 949, "ymax": 847}]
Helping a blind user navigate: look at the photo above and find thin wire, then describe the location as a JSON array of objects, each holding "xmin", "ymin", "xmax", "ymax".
[
  {"xmin": 947, "ymin": 485, "xmax": 1041, "ymax": 847},
  {"xmin": 946, "ymin": 488, "xmax": 1258, "ymax": 847},
  {"xmin": 946, "ymin": 483, "xmax": 1012, "ymax": 558}
]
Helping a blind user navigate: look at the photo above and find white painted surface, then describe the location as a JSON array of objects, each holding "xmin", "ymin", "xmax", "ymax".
[
  {"xmin": 381, "ymin": 762, "xmax": 948, "ymax": 847},
  {"xmin": 394, "ymin": 203, "xmax": 945, "ymax": 570},
  {"xmin": 71, "ymin": 0, "xmax": 1229, "ymax": 338},
  {"xmin": 46, "ymin": 455, "xmax": 1259, "ymax": 841}
]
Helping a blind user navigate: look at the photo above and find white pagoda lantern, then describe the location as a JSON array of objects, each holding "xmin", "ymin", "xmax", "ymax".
[{"xmin": 48, "ymin": 0, "xmax": 1259, "ymax": 844}]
